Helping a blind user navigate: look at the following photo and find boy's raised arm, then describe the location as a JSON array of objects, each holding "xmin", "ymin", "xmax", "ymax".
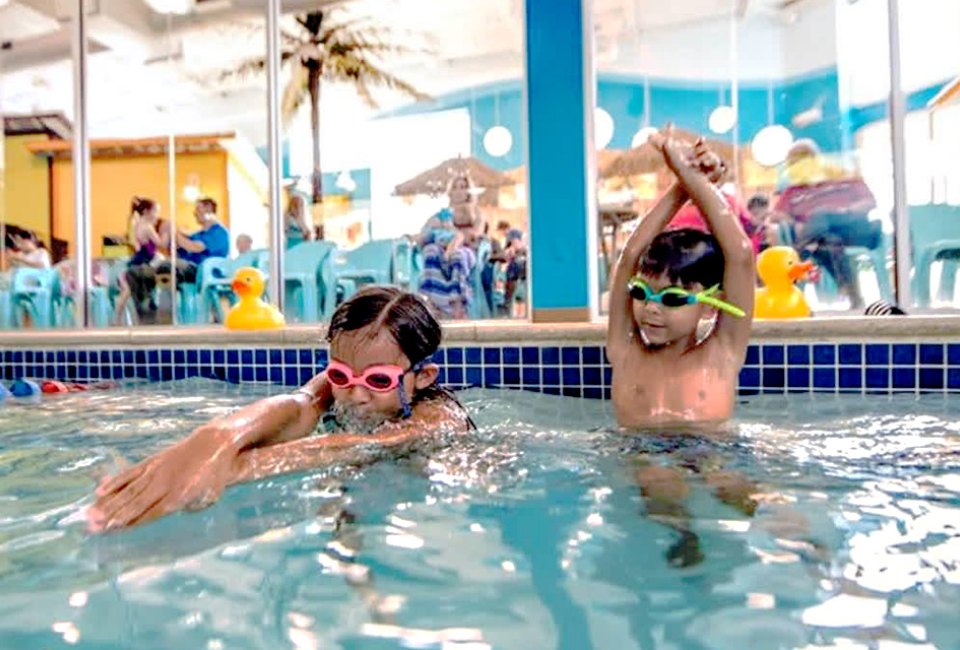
[
  {"xmin": 607, "ymin": 181, "xmax": 688, "ymax": 355},
  {"xmin": 662, "ymin": 138, "xmax": 755, "ymax": 347}
]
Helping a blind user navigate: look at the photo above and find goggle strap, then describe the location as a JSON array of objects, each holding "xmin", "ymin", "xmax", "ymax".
[
  {"xmin": 697, "ymin": 295, "xmax": 746, "ymax": 318},
  {"xmin": 399, "ymin": 359, "xmax": 428, "ymax": 419}
]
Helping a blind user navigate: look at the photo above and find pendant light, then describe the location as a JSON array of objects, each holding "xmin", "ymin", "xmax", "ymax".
[
  {"xmin": 483, "ymin": 89, "xmax": 513, "ymax": 157},
  {"xmin": 751, "ymin": 80, "xmax": 793, "ymax": 167}
]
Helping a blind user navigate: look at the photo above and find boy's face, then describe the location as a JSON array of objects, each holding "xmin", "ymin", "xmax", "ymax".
[
  {"xmin": 328, "ymin": 326, "xmax": 436, "ymax": 429},
  {"xmin": 631, "ymin": 273, "xmax": 712, "ymax": 347}
]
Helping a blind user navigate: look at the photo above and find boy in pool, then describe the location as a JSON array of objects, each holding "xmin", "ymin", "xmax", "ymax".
[
  {"xmin": 89, "ymin": 287, "xmax": 471, "ymax": 532},
  {"xmin": 607, "ymin": 129, "xmax": 754, "ymax": 426},
  {"xmin": 606, "ymin": 129, "xmax": 757, "ymax": 566}
]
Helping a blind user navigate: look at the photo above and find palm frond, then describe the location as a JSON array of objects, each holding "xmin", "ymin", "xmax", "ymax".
[
  {"xmin": 281, "ymin": 63, "xmax": 310, "ymax": 125},
  {"xmin": 216, "ymin": 50, "xmax": 299, "ymax": 84},
  {"xmin": 322, "ymin": 54, "xmax": 429, "ymax": 107}
]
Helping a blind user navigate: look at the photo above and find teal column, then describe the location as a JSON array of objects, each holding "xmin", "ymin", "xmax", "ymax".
[{"xmin": 524, "ymin": 0, "xmax": 597, "ymax": 322}]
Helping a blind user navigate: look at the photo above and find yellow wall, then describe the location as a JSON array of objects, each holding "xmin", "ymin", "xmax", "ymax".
[
  {"xmin": 52, "ymin": 151, "xmax": 230, "ymax": 257},
  {"xmin": 3, "ymin": 134, "xmax": 52, "ymax": 245}
]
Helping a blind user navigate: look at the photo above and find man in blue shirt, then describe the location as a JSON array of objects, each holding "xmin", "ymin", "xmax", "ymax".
[
  {"xmin": 129, "ymin": 197, "xmax": 230, "ymax": 324},
  {"xmin": 169, "ymin": 197, "xmax": 230, "ymax": 282}
]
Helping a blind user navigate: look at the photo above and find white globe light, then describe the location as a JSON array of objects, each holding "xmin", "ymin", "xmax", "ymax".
[
  {"xmin": 751, "ymin": 125, "xmax": 794, "ymax": 167},
  {"xmin": 631, "ymin": 126, "xmax": 659, "ymax": 148},
  {"xmin": 594, "ymin": 108, "xmax": 614, "ymax": 149},
  {"xmin": 336, "ymin": 171, "xmax": 357, "ymax": 193},
  {"xmin": 708, "ymin": 105, "xmax": 736, "ymax": 135},
  {"xmin": 483, "ymin": 126, "xmax": 513, "ymax": 157}
]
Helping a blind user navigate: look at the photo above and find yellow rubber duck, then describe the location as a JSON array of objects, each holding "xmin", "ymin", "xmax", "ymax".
[
  {"xmin": 755, "ymin": 246, "xmax": 815, "ymax": 319},
  {"xmin": 225, "ymin": 267, "xmax": 286, "ymax": 330}
]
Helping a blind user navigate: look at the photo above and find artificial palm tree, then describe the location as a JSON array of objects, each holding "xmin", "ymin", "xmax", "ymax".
[{"xmin": 225, "ymin": 8, "xmax": 428, "ymax": 203}]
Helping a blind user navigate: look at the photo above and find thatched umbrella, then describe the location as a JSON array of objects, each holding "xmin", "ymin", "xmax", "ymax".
[
  {"xmin": 393, "ymin": 156, "xmax": 514, "ymax": 199},
  {"xmin": 599, "ymin": 128, "xmax": 735, "ymax": 179}
]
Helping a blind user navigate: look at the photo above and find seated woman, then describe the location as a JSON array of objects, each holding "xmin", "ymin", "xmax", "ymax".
[
  {"xmin": 415, "ymin": 174, "xmax": 483, "ymax": 319},
  {"xmin": 7, "ymin": 230, "xmax": 51, "ymax": 270},
  {"xmin": 285, "ymin": 192, "xmax": 314, "ymax": 248}
]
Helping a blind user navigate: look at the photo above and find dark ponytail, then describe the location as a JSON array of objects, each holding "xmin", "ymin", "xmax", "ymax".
[{"xmin": 131, "ymin": 196, "xmax": 156, "ymax": 216}]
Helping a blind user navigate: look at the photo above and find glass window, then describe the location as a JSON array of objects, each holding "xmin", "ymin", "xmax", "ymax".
[
  {"xmin": 1, "ymin": 0, "xmax": 76, "ymax": 329},
  {"xmin": 595, "ymin": 0, "xmax": 896, "ymax": 316},
  {"xmin": 281, "ymin": 0, "xmax": 526, "ymax": 321},
  {"xmin": 81, "ymin": 3, "xmax": 268, "ymax": 327},
  {"xmin": 898, "ymin": 0, "xmax": 960, "ymax": 310}
]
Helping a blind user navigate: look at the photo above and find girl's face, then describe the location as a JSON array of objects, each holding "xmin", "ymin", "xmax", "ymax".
[
  {"xmin": 143, "ymin": 204, "xmax": 159, "ymax": 223},
  {"xmin": 328, "ymin": 326, "xmax": 438, "ymax": 428},
  {"xmin": 631, "ymin": 273, "xmax": 712, "ymax": 348}
]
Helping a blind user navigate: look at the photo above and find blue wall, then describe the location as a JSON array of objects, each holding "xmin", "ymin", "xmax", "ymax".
[
  {"xmin": 266, "ymin": 71, "xmax": 950, "ymax": 203},
  {"xmin": 378, "ymin": 68, "xmax": 850, "ymax": 168}
]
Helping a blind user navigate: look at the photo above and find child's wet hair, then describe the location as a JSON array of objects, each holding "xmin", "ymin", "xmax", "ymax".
[
  {"xmin": 638, "ymin": 228, "xmax": 725, "ymax": 289},
  {"xmin": 326, "ymin": 286, "xmax": 442, "ymax": 366}
]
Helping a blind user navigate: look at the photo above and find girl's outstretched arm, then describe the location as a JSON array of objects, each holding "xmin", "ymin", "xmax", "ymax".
[
  {"xmin": 230, "ymin": 399, "xmax": 471, "ymax": 484},
  {"xmin": 89, "ymin": 374, "xmax": 331, "ymax": 532}
]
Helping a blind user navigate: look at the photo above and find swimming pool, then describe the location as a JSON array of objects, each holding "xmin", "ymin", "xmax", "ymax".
[{"xmin": 1, "ymin": 379, "xmax": 958, "ymax": 649}]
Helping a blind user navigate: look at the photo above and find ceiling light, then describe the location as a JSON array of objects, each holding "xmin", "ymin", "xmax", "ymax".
[
  {"xmin": 751, "ymin": 125, "xmax": 794, "ymax": 167},
  {"xmin": 595, "ymin": 108, "xmax": 614, "ymax": 150},
  {"xmin": 631, "ymin": 126, "xmax": 659, "ymax": 148},
  {"xmin": 708, "ymin": 106, "xmax": 736, "ymax": 135},
  {"xmin": 483, "ymin": 126, "xmax": 512, "ymax": 157}
]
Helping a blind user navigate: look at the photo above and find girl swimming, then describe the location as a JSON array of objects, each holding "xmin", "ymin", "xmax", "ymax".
[{"xmin": 89, "ymin": 286, "xmax": 471, "ymax": 532}]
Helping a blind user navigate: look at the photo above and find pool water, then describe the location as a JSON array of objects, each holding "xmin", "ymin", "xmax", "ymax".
[{"xmin": 1, "ymin": 379, "xmax": 959, "ymax": 650}]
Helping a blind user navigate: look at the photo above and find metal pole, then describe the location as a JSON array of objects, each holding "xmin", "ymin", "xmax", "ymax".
[
  {"xmin": 167, "ymin": 133, "xmax": 178, "ymax": 324},
  {"xmin": 71, "ymin": 0, "xmax": 91, "ymax": 327},
  {"xmin": 166, "ymin": 12, "xmax": 178, "ymax": 325},
  {"xmin": 266, "ymin": 0, "xmax": 284, "ymax": 313},
  {"xmin": 729, "ymin": 10, "xmax": 740, "ymax": 190},
  {"xmin": 580, "ymin": 0, "xmax": 599, "ymax": 320},
  {"xmin": 887, "ymin": 0, "xmax": 911, "ymax": 307}
]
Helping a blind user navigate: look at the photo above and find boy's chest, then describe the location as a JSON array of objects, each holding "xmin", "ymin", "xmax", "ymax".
[{"xmin": 611, "ymin": 346, "xmax": 737, "ymax": 425}]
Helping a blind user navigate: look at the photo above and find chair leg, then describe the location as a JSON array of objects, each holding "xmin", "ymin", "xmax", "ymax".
[
  {"xmin": 871, "ymin": 250, "xmax": 894, "ymax": 303},
  {"xmin": 938, "ymin": 260, "xmax": 958, "ymax": 305},
  {"xmin": 915, "ymin": 253, "xmax": 934, "ymax": 309}
]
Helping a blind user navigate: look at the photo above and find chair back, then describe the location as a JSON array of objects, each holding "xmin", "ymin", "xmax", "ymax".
[{"xmin": 909, "ymin": 204, "xmax": 960, "ymax": 262}]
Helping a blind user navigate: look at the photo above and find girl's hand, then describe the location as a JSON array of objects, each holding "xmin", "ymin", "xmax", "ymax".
[{"xmin": 88, "ymin": 428, "xmax": 238, "ymax": 532}]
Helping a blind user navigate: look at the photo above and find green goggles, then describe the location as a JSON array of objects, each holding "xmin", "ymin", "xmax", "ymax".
[{"xmin": 628, "ymin": 277, "xmax": 745, "ymax": 317}]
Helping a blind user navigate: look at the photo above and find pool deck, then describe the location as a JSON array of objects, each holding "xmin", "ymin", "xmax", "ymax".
[{"xmin": 1, "ymin": 316, "xmax": 959, "ymax": 348}]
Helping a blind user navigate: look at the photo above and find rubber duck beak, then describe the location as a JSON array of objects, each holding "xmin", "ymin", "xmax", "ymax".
[
  {"xmin": 788, "ymin": 261, "xmax": 815, "ymax": 281},
  {"xmin": 231, "ymin": 279, "xmax": 247, "ymax": 294}
]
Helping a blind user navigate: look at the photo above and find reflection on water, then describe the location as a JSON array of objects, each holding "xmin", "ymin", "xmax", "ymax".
[{"xmin": 0, "ymin": 382, "xmax": 958, "ymax": 649}]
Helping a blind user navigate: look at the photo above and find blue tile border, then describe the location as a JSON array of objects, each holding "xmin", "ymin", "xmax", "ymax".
[{"xmin": 0, "ymin": 342, "xmax": 958, "ymax": 399}]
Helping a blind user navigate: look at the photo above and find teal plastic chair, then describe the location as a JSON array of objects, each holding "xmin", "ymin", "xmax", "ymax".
[
  {"xmin": 195, "ymin": 251, "xmax": 264, "ymax": 323},
  {"xmin": 335, "ymin": 239, "xmax": 403, "ymax": 302},
  {"xmin": 909, "ymin": 204, "xmax": 960, "ymax": 307},
  {"xmin": 776, "ymin": 220, "xmax": 892, "ymax": 305},
  {"xmin": 392, "ymin": 238, "xmax": 418, "ymax": 290},
  {"xmin": 0, "ymin": 272, "xmax": 13, "ymax": 329},
  {"xmin": 10, "ymin": 268, "xmax": 59, "ymax": 328},
  {"xmin": 468, "ymin": 238, "xmax": 493, "ymax": 320},
  {"xmin": 284, "ymin": 241, "xmax": 338, "ymax": 323}
]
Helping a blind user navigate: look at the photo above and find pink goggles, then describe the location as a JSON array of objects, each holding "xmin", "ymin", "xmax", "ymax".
[{"xmin": 326, "ymin": 360, "xmax": 409, "ymax": 393}]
